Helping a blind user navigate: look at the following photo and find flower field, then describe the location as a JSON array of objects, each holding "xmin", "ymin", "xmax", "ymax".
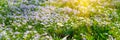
[{"xmin": 0, "ymin": 0, "xmax": 120, "ymax": 40}]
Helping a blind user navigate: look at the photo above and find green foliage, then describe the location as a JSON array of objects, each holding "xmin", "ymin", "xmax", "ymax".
[{"xmin": 0, "ymin": 0, "xmax": 9, "ymax": 16}]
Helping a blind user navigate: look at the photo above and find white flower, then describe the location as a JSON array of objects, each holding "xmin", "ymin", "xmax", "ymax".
[
  {"xmin": 57, "ymin": 23, "xmax": 64, "ymax": 26},
  {"xmin": 23, "ymin": 31, "xmax": 31, "ymax": 38},
  {"xmin": 0, "ymin": 6, "xmax": 1, "ymax": 8},
  {"xmin": 62, "ymin": 0, "xmax": 69, "ymax": 2},
  {"xmin": 1, "ymin": 31, "xmax": 7, "ymax": 36},
  {"xmin": 94, "ymin": 16, "xmax": 101, "ymax": 22},
  {"xmin": 33, "ymin": 30, "xmax": 37, "ymax": 33},
  {"xmin": 62, "ymin": 35, "xmax": 69, "ymax": 40},
  {"xmin": 73, "ymin": 39, "xmax": 76, "ymax": 40},
  {"xmin": 28, "ymin": 25, "xmax": 32, "ymax": 29},
  {"xmin": 79, "ymin": 17, "xmax": 85, "ymax": 20},
  {"xmin": 91, "ymin": 8, "xmax": 96, "ymax": 12},
  {"xmin": 18, "ymin": 24, "xmax": 22, "ymax": 27},
  {"xmin": 108, "ymin": 35, "xmax": 114, "ymax": 40},
  {"xmin": 63, "ymin": 7, "xmax": 73, "ymax": 14}
]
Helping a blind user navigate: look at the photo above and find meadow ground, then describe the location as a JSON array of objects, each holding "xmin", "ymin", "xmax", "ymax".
[{"xmin": 0, "ymin": 0, "xmax": 120, "ymax": 40}]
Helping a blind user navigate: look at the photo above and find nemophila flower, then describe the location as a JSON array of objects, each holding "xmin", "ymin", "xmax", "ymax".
[
  {"xmin": 22, "ymin": 20, "xmax": 28, "ymax": 24},
  {"xmin": 73, "ymin": 9, "xmax": 80, "ymax": 14},
  {"xmin": 7, "ymin": 0, "xmax": 70, "ymax": 25},
  {"xmin": 23, "ymin": 31, "xmax": 31, "ymax": 38},
  {"xmin": 1, "ymin": 23, "xmax": 5, "ymax": 27},
  {"xmin": 63, "ymin": 7, "xmax": 73, "ymax": 14},
  {"xmin": 20, "ymin": 4, "xmax": 28, "ymax": 10},
  {"xmin": 0, "ymin": 34, "xmax": 2, "ymax": 38},
  {"xmin": 30, "ymin": 6, "xmax": 70, "ymax": 25},
  {"xmin": 12, "ymin": 21, "xmax": 22, "ymax": 27},
  {"xmin": 33, "ymin": 33, "xmax": 40, "ymax": 40},
  {"xmin": 14, "ymin": 31, "xmax": 20, "ymax": 34},
  {"xmin": 82, "ymin": 38, "xmax": 86, "ymax": 40},
  {"xmin": 28, "ymin": 5, "xmax": 36, "ymax": 9},
  {"xmin": 94, "ymin": 16, "xmax": 102, "ymax": 22},
  {"xmin": 22, "ymin": 0, "xmax": 27, "ymax": 2}
]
